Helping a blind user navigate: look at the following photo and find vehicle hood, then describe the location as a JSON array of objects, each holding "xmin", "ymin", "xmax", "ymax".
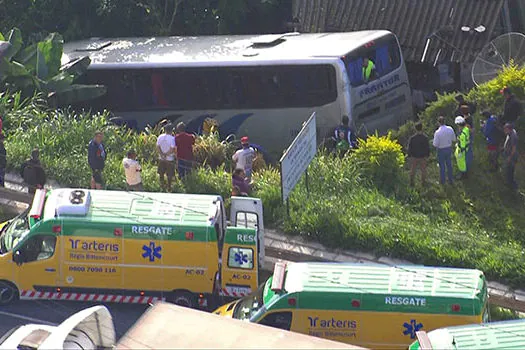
[{"xmin": 213, "ymin": 300, "xmax": 237, "ymax": 318}]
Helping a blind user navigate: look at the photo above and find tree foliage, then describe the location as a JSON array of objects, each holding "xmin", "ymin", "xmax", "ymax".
[
  {"xmin": 0, "ymin": 0, "xmax": 291, "ymax": 41},
  {"xmin": 0, "ymin": 28, "xmax": 106, "ymax": 106}
]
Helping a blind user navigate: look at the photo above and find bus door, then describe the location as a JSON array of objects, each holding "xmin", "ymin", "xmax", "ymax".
[{"xmin": 221, "ymin": 227, "xmax": 258, "ymax": 298}]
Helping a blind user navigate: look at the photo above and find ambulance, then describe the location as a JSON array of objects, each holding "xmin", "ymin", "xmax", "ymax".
[
  {"xmin": 214, "ymin": 262, "xmax": 489, "ymax": 349},
  {"xmin": 409, "ymin": 319, "xmax": 525, "ymax": 350},
  {"xmin": 0, "ymin": 188, "xmax": 264, "ymax": 308}
]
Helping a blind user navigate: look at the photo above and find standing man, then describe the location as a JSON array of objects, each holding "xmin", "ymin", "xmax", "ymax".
[
  {"xmin": 175, "ymin": 122, "xmax": 195, "ymax": 179},
  {"xmin": 156, "ymin": 124, "xmax": 176, "ymax": 191},
  {"xmin": 433, "ymin": 116, "xmax": 456, "ymax": 185},
  {"xmin": 501, "ymin": 87, "xmax": 522, "ymax": 127},
  {"xmin": 233, "ymin": 136, "xmax": 256, "ymax": 180},
  {"xmin": 503, "ymin": 123, "xmax": 519, "ymax": 191},
  {"xmin": 407, "ymin": 123, "xmax": 430, "ymax": 187},
  {"xmin": 0, "ymin": 135, "xmax": 6, "ymax": 187},
  {"xmin": 455, "ymin": 116, "xmax": 470, "ymax": 180},
  {"xmin": 88, "ymin": 131, "xmax": 106, "ymax": 189},
  {"xmin": 481, "ymin": 111, "xmax": 501, "ymax": 171},
  {"xmin": 122, "ymin": 149, "xmax": 143, "ymax": 191},
  {"xmin": 21, "ymin": 148, "xmax": 46, "ymax": 194}
]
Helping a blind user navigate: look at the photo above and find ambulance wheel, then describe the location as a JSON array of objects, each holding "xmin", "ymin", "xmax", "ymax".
[
  {"xmin": 170, "ymin": 291, "xmax": 196, "ymax": 308},
  {"xmin": 0, "ymin": 282, "xmax": 18, "ymax": 306}
]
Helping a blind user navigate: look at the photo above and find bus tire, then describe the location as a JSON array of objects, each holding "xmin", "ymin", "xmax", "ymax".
[
  {"xmin": 169, "ymin": 291, "xmax": 196, "ymax": 309},
  {"xmin": 0, "ymin": 281, "xmax": 19, "ymax": 306}
]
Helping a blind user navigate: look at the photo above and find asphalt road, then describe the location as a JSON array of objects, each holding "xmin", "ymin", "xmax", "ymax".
[
  {"xmin": 0, "ymin": 300, "xmax": 148, "ymax": 341},
  {"xmin": 0, "ymin": 269, "xmax": 275, "ymax": 342}
]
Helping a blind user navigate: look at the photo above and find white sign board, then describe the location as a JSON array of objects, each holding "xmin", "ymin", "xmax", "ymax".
[{"xmin": 280, "ymin": 113, "xmax": 317, "ymax": 202}]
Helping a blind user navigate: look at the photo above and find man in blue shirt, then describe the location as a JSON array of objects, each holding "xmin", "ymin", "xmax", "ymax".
[
  {"xmin": 334, "ymin": 116, "xmax": 357, "ymax": 154},
  {"xmin": 481, "ymin": 111, "xmax": 501, "ymax": 172}
]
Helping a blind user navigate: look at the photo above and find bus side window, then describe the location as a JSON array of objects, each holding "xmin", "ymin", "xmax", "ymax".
[
  {"xmin": 259, "ymin": 312, "xmax": 293, "ymax": 331},
  {"xmin": 18, "ymin": 235, "xmax": 57, "ymax": 263}
]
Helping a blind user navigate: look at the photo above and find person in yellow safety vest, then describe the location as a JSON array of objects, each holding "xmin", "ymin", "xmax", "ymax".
[
  {"xmin": 454, "ymin": 116, "xmax": 470, "ymax": 179},
  {"xmin": 362, "ymin": 58, "xmax": 376, "ymax": 82}
]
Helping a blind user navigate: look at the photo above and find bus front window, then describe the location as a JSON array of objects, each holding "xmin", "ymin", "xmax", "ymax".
[
  {"xmin": 0, "ymin": 210, "xmax": 30, "ymax": 254},
  {"xmin": 232, "ymin": 282, "xmax": 266, "ymax": 321}
]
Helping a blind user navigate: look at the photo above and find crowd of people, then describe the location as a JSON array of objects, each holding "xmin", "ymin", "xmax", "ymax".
[
  {"xmin": 86, "ymin": 121, "xmax": 256, "ymax": 197},
  {"xmin": 0, "ymin": 86, "xmax": 520, "ymax": 196},
  {"xmin": 408, "ymin": 87, "xmax": 522, "ymax": 191}
]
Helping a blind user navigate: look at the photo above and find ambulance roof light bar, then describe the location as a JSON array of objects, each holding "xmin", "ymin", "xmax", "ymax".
[
  {"xmin": 29, "ymin": 189, "xmax": 46, "ymax": 220},
  {"xmin": 271, "ymin": 262, "xmax": 287, "ymax": 292}
]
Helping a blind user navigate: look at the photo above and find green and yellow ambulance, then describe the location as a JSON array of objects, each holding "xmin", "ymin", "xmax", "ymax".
[
  {"xmin": 0, "ymin": 188, "xmax": 265, "ymax": 308},
  {"xmin": 409, "ymin": 319, "xmax": 525, "ymax": 349},
  {"xmin": 214, "ymin": 262, "xmax": 489, "ymax": 349}
]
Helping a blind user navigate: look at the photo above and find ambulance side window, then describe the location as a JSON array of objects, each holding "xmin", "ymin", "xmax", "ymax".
[
  {"xmin": 236, "ymin": 212, "xmax": 258, "ymax": 230},
  {"xmin": 259, "ymin": 312, "xmax": 293, "ymax": 331},
  {"xmin": 19, "ymin": 235, "xmax": 57, "ymax": 263}
]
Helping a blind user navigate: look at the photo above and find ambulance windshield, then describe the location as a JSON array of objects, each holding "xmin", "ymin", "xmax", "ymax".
[
  {"xmin": 0, "ymin": 209, "xmax": 30, "ymax": 254},
  {"xmin": 232, "ymin": 282, "xmax": 266, "ymax": 321}
]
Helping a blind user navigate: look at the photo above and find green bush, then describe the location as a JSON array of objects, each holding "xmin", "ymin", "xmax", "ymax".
[{"xmin": 353, "ymin": 134, "xmax": 405, "ymax": 192}]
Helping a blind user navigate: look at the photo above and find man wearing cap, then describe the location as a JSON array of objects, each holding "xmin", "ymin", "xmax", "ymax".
[
  {"xmin": 233, "ymin": 136, "xmax": 256, "ymax": 180},
  {"xmin": 455, "ymin": 116, "xmax": 470, "ymax": 179},
  {"xmin": 433, "ymin": 116, "xmax": 456, "ymax": 185},
  {"xmin": 503, "ymin": 123, "xmax": 519, "ymax": 191},
  {"xmin": 501, "ymin": 87, "xmax": 522, "ymax": 127}
]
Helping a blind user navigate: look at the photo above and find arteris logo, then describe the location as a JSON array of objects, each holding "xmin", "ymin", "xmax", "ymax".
[
  {"xmin": 308, "ymin": 317, "xmax": 357, "ymax": 329},
  {"xmin": 69, "ymin": 239, "xmax": 119, "ymax": 252}
]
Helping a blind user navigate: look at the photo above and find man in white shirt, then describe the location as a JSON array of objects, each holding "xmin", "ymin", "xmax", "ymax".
[
  {"xmin": 156, "ymin": 125, "xmax": 176, "ymax": 191},
  {"xmin": 123, "ymin": 150, "xmax": 143, "ymax": 191},
  {"xmin": 433, "ymin": 116, "xmax": 456, "ymax": 185},
  {"xmin": 232, "ymin": 136, "xmax": 256, "ymax": 180}
]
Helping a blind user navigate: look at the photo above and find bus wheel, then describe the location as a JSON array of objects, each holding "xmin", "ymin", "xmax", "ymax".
[
  {"xmin": 0, "ymin": 282, "xmax": 18, "ymax": 306},
  {"xmin": 170, "ymin": 291, "xmax": 196, "ymax": 308}
]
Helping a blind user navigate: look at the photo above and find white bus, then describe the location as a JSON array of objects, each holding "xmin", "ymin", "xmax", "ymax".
[{"xmin": 63, "ymin": 31, "xmax": 412, "ymax": 156}]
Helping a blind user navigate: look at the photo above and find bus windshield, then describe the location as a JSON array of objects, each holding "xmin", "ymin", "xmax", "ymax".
[
  {"xmin": 0, "ymin": 209, "xmax": 30, "ymax": 254},
  {"xmin": 232, "ymin": 281, "xmax": 267, "ymax": 321}
]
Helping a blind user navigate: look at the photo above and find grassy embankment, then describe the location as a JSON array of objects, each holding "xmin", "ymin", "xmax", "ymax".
[{"xmin": 2, "ymin": 66, "xmax": 525, "ymax": 287}]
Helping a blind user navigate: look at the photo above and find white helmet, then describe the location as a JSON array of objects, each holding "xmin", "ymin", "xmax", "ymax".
[{"xmin": 454, "ymin": 116, "xmax": 466, "ymax": 125}]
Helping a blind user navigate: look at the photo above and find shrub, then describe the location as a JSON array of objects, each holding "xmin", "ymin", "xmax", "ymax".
[
  {"xmin": 353, "ymin": 134, "xmax": 405, "ymax": 192},
  {"xmin": 418, "ymin": 92, "xmax": 458, "ymax": 135},
  {"xmin": 194, "ymin": 134, "xmax": 234, "ymax": 170}
]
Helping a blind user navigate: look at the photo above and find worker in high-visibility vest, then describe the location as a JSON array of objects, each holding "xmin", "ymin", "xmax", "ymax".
[
  {"xmin": 454, "ymin": 116, "xmax": 470, "ymax": 179},
  {"xmin": 362, "ymin": 58, "xmax": 376, "ymax": 82}
]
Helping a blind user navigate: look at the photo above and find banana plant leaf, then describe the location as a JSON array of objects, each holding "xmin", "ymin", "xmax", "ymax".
[
  {"xmin": 42, "ymin": 71, "xmax": 75, "ymax": 94},
  {"xmin": 48, "ymin": 84, "xmax": 107, "ymax": 106},
  {"xmin": 60, "ymin": 56, "xmax": 91, "ymax": 80},
  {"xmin": 36, "ymin": 33, "xmax": 63, "ymax": 80},
  {"xmin": 3, "ymin": 28, "xmax": 23, "ymax": 61},
  {"xmin": 14, "ymin": 42, "xmax": 38, "ymax": 68}
]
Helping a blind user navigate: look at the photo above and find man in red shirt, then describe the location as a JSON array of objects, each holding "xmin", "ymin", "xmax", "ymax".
[{"xmin": 175, "ymin": 122, "xmax": 195, "ymax": 179}]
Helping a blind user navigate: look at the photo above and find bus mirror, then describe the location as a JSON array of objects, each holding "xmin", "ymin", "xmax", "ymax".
[{"xmin": 13, "ymin": 251, "xmax": 23, "ymax": 265}]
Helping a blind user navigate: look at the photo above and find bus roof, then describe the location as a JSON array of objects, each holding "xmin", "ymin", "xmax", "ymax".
[
  {"xmin": 409, "ymin": 319, "xmax": 525, "ymax": 350},
  {"xmin": 117, "ymin": 302, "xmax": 366, "ymax": 349},
  {"xmin": 62, "ymin": 31, "xmax": 392, "ymax": 67},
  {"xmin": 263, "ymin": 263, "xmax": 487, "ymax": 315},
  {"xmin": 42, "ymin": 189, "xmax": 221, "ymax": 227}
]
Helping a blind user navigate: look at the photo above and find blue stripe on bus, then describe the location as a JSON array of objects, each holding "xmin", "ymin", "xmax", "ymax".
[{"xmin": 219, "ymin": 113, "xmax": 254, "ymax": 138}]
